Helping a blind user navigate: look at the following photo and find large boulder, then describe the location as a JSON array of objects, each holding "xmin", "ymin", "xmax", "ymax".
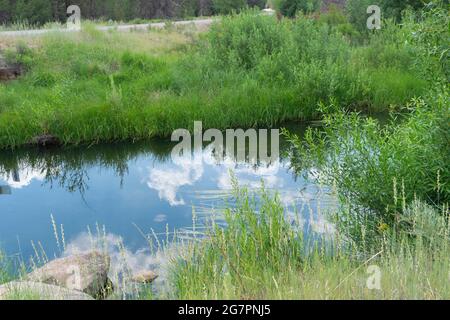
[
  {"xmin": 0, "ymin": 282, "xmax": 94, "ymax": 300},
  {"xmin": 25, "ymin": 251, "xmax": 112, "ymax": 299}
]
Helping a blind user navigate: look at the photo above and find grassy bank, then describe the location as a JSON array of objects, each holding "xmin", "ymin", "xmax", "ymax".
[
  {"xmin": 169, "ymin": 186, "xmax": 449, "ymax": 299},
  {"xmin": 0, "ymin": 9, "xmax": 431, "ymax": 148}
]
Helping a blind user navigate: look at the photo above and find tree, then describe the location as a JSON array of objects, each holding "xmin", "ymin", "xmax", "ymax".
[
  {"xmin": 0, "ymin": 0, "xmax": 273, "ymax": 25},
  {"xmin": 346, "ymin": 0, "xmax": 373, "ymax": 31},
  {"xmin": 276, "ymin": 0, "xmax": 321, "ymax": 18},
  {"xmin": 380, "ymin": 0, "xmax": 428, "ymax": 21},
  {"xmin": 0, "ymin": 0, "xmax": 12, "ymax": 24},
  {"xmin": 212, "ymin": 0, "xmax": 247, "ymax": 14}
]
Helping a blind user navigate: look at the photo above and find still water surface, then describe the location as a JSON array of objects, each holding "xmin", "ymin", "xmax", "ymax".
[{"xmin": 0, "ymin": 124, "xmax": 336, "ymax": 267}]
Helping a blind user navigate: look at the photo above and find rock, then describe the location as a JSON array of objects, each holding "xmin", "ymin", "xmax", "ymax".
[
  {"xmin": 31, "ymin": 134, "xmax": 61, "ymax": 147},
  {"xmin": 0, "ymin": 66, "xmax": 21, "ymax": 81},
  {"xmin": 0, "ymin": 54, "xmax": 22, "ymax": 81},
  {"xmin": 0, "ymin": 281, "xmax": 94, "ymax": 300},
  {"xmin": 26, "ymin": 251, "xmax": 111, "ymax": 299},
  {"xmin": 131, "ymin": 270, "xmax": 158, "ymax": 284}
]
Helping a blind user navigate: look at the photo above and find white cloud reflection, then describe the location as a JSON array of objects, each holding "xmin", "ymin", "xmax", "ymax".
[
  {"xmin": 146, "ymin": 148, "xmax": 285, "ymax": 206},
  {"xmin": 146, "ymin": 155, "xmax": 203, "ymax": 206},
  {"xmin": 0, "ymin": 165, "xmax": 45, "ymax": 189},
  {"xmin": 143, "ymin": 146, "xmax": 337, "ymax": 236}
]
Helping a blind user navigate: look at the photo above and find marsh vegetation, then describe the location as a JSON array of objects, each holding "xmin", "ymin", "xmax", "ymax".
[{"xmin": 0, "ymin": 1, "xmax": 448, "ymax": 300}]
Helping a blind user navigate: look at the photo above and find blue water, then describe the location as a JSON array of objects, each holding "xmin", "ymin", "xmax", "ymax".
[{"xmin": 0, "ymin": 126, "xmax": 336, "ymax": 266}]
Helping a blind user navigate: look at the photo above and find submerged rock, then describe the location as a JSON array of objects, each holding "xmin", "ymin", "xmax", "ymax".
[
  {"xmin": 131, "ymin": 270, "xmax": 158, "ymax": 284},
  {"xmin": 25, "ymin": 251, "xmax": 112, "ymax": 298},
  {"xmin": 0, "ymin": 281, "xmax": 94, "ymax": 300}
]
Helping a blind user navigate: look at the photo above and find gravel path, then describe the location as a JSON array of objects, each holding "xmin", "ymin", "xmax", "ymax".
[{"xmin": 0, "ymin": 18, "xmax": 214, "ymax": 37}]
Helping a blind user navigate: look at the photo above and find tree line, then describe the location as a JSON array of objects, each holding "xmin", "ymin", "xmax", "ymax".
[
  {"xmin": 0, "ymin": 0, "xmax": 267, "ymax": 25},
  {"xmin": 0, "ymin": 0, "xmax": 435, "ymax": 26}
]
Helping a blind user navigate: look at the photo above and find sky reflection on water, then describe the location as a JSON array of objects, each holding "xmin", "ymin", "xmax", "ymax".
[{"xmin": 0, "ymin": 128, "xmax": 336, "ymax": 273}]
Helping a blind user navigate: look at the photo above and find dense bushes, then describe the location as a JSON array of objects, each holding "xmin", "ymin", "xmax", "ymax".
[
  {"xmin": 284, "ymin": 4, "xmax": 449, "ymax": 243},
  {"xmin": 346, "ymin": 0, "xmax": 434, "ymax": 32},
  {"xmin": 197, "ymin": 10, "xmax": 428, "ymax": 107},
  {"xmin": 379, "ymin": 0, "xmax": 429, "ymax": 21},
  {"xmin": 402, "ymin": 3, "xmax": 450, "ymax": 84},
  {"xmin": 204, "ymin": 12, "xmax": 293, "ymax": 69},
  {"xmin": 345, "ymin": 0, "xmax": 374, "ymax": 32},
  {"xmin": 286, "ymin": 92, "xmax": 449, "ymax": 230}
]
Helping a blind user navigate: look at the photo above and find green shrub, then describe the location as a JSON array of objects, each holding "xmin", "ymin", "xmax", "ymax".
[
  {"xmin": 345, "ymin": 0, "xmax": 373, "ymax": 32},
  {"xmin": 347, "ymin": 0, "xmax": 429, "ymax": 32},
  {"xmin": 379, "ymin": 0, "xmax": 429, "ymax": 21},
  {"xmin": 317, "ymin": 4, "xmax": 359, "ymax": 39},
  {"xmin": 3, "ymin": 41, "xmax": 34, "ymax": 70},
  {"xmin": 402, "ymin": 3, "xmax": 450, "ymax": 84},
  {"xmin": 205, "ymin": 10, "xmax": 290, "ymax": 69},
  {"xmin": 284, "ymin": 91, "xmax": 449, "ymax": 240},
  {"xmin": 319, "ymin": 3, "xmax": 348, "ymax": 25}
]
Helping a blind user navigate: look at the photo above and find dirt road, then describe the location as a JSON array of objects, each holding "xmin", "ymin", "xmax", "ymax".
[{"xmin": 0, "ymin": 18, "xmax": 214, "ymax": 37}]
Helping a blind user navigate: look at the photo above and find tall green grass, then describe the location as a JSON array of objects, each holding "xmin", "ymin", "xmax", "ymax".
[
  {"xmin": 169, "ymin": 185, "xmax": 450, "ymax": 299},
  {"xmin": 0, "ymin": 10, "xmax": 431, "ymax": 149},
  {"xmin": 0, "ymin": 250, "xmax": 13, "ymax": 285}
]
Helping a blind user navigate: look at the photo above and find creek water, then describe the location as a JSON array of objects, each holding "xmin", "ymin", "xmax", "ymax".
[{"xmin": 0, "ymin": 123, "xmax": 337, "ymax": 271}]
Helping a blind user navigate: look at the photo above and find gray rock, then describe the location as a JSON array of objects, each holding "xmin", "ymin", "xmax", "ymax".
[
  {"xmin": 0, "ymin": 53, "xmax": 22, "ymax": 81},
  {"xmin": 131, "ymin": 270, "xmax": 158, "ymax": 284},
  {"xmin": 0, "ymin": 66, "xmax": 21, "ymax": 81},
  {"xmin": 26, "ymin": 251, "xmax": 111, "ymax": 298},
  {"xmin": 0, "ymin": 281, "xmax": 94, "ymax": 300}
]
